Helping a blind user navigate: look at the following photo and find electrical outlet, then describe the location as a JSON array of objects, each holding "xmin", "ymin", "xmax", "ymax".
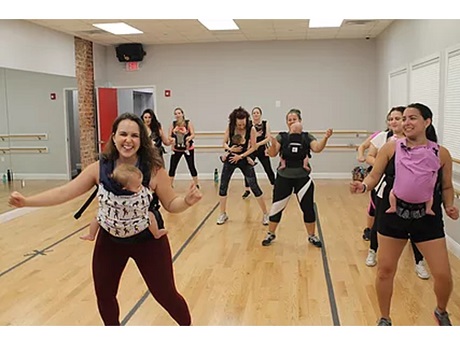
[{"xmin": 0, "ymin": 157, "xmax": 4, "ymax": 162}]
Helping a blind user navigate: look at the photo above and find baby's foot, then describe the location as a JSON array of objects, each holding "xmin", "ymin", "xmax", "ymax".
[
  {"xmin": 154, "ymin": 229, "xmax": 168, "ymax": 239},
  {"xmin": 385, "ymin": 206, "xmax": 397, "ymax": 214},
  {"xmin": 79, "ymin": 234, "xmax": 95, "ymax": 241},
  {"xmin": 426, "ymin": 209, "xmax": 435, "ymax": 216}
]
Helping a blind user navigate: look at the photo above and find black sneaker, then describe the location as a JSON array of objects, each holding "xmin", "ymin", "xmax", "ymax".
[
  {"xmin": 308, "ymin": 235, "xmax": 322, "ymax": 248},
  {"xmin": 362, "ymin": 227, "xmax": 371, "ymax": 241},
  {"xmin": 377, "ymin": 317, "xmax": 392, "ymax": 326},
  {"xmin": 242, "ymin": 190, "xmax": 251, "ymax": 199},
  {"xmin": 434, "ymin": 308, "xmax": 452, "ymax": 326},
  {"xmin": 262, "ymin": 232, "xmax": 276, "ymax": 246}
]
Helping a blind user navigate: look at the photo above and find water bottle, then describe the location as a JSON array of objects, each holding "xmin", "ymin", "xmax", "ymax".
[
  {"xmin": 7, "ymin": 169, "xmax": 12, "ymax": 182},
  {"xmin": 213, "ymin": 168, "xmax": 219, "ymax": 183},
  {"xmin": 2, "ymin": 174, "xmax": 6, "ymax": 184}
]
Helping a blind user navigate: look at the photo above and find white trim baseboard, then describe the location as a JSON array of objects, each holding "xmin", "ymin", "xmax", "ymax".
[
  {"xmin": 11, "ymin": 173, "xmax": 69, "ymax": 180},
  {"xmin": 0, "ymin": 207, "xmax": 40, "ymax": 224},
  {"xmin": 446, "ymin": 235, "xmax": 460, "ymax": 260}
]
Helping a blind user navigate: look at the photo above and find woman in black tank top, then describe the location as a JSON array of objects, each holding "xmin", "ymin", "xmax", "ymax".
[
  {"xmin": 167, "ymin": 107, "xmax": 200, "ymax": 188},
  {"xmin": 141, "ymin": 108, "xmax": 170, "ymax": 158},
  {"xmin": 216, "ymin": 106, "xmax": 269, "ymax": 226},
  {"xmin": 350, "ymin": 103, "xmax": 459, "ymax": 326},
  {"xmin": 241, "ymin": 106, "xmax": 276, "ymax": 199}
]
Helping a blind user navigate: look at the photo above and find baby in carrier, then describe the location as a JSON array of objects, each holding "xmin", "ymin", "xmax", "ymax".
[
  {"xmin": 80, "ymin": 164, "xmax": 168, "ymax": 241},
  {"xmin": 278, "ymin": 122, "xmax": 310, "ymax": 171},
  {"xmin": 386, "ymin": 138, "xmax": 440, "ymax": 216},
  {"xmin": 220, "ymin": 133, "xmax": 257, "ymax": 166},
  {"xmin": 172, "ymin": 118, "xmax": 191, "ymax": 155}
]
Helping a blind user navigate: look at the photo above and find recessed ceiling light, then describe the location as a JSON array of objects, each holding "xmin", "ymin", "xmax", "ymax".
[
  {"xmin": 309, "ymin": 19, "xmax": 343, "ymax": 28},
  {"xmin": 93, "ymin": 23, "xmax": 143, "ymax": 35},
  {"xmin": 198, "ymin": 19, "xmax": 239, "ymax": 31}
]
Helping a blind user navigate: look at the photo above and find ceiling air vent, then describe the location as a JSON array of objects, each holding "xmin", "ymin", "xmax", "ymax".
[
  {"xmin": 75, "ymin": 29, "xmax": 110, "ymax": 36},
  {"xmin": 343, "ymin": 20, "xmax": 376, "ymax": 26}
]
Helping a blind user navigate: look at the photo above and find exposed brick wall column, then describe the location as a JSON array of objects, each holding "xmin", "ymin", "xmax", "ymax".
[{"xmin": 74, "ymin": 37, "xmax": 97, "ymax": 169}]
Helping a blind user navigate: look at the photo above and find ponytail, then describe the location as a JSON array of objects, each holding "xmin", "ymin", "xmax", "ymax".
[{"xmin": 426, "ymin": 124, "xmax": 438, "ymax": 143}]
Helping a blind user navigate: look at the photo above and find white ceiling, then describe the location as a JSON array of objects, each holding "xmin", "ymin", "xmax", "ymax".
[{"xmin": 26, "ymin": 19, "xmax": 394, "ymax": 46}]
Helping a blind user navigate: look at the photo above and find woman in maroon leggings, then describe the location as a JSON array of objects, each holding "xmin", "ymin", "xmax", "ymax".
[{"xmin": 9, "ymin": 113, "xmax": 202, "ymax": 326}]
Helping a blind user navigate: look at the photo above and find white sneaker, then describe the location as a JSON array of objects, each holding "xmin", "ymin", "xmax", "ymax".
[
  {"xmin": 262, "ymin": 213, "xmax": 269, "ymax": 225},
  {"xmin": 217, "ymin": 212, "xmax": 228, "ymax": 225},
  {"xmin": 415, "ymin": 260, "xmax": 430, "ymax": 280},
  {"xmin": 365, "ymin": 249, "xmax": 377, "ymax": 267}
]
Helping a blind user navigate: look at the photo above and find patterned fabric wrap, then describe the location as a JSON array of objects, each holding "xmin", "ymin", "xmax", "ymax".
[{"xmin": 97, "ymin": 183, "xmax": 153, "ymax": 238}]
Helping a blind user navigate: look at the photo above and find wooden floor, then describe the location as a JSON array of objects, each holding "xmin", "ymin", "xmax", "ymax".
[{"xmin": 1, "ymin": 178, "xmax": 460, "ymax": 326}]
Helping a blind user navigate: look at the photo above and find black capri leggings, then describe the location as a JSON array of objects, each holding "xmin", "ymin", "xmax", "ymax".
[
  {"xmin": 269, "ymin": 174, "xmax": 316, "ymax": 223},
  {"xmin": 168, "ymin": 149, "xmax": 198, "ymax": 177},
  {"xmin": 219, "ymin": 160, "xmax": 263, "ymax": 197}
]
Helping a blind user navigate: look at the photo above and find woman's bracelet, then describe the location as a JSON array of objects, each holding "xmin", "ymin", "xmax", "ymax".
[{"xmin": 362, "ymin": 183, "xmax": 368, "ymax": 193}]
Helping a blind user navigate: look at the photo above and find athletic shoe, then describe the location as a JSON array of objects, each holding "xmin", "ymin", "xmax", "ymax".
[
  {"xmin": 216, "ymin": 213, "xmax": 228, "ymax": 225},
  {"xmin": 242, "ymin": 190, "xmax": 251, "ymax": 199},
  {"xmin": 362, "ymin": 227, "xmax": 371, "ymax": 241},
  {"xmin": 308, "ymin": 235, "xmax": 322, "ymax": 248},
  {"xmin": 365, "ymin": 249, "xmax": 377, "ymax": 267},
  {"xmin": 377, "ymin": 317, "xmax": 392, "ymax": 326},
  {"xmin": 262, "ymin": 213, "xmax": 269, "ymax": 225},
  {"xmin": 434, "ymin": 308, "xmax": 452, "ymax": 326},
  {"xmin": 415, "ymin": 260, "xmax": 430, "ymax": 280},
  {"xmin": 262, "ymin": 232, "xmax": 276, "ymax": 246}
]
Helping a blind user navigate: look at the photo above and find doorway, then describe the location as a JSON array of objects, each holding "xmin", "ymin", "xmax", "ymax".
[
  {"xmin": 65, "ymin": 89, "xmax": 81, "ymax": 179},
  {"xmin": 96, "ymin": 86, "xmax": 156, "ymax": 153}
]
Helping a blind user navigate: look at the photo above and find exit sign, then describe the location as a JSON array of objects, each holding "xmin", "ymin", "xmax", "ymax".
[{"xmin": 126, "ymin": 61, "xmax": 140, "ymax": 71}]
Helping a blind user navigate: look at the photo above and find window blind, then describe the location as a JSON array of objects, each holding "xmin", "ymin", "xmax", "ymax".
[{"xmin": 409, "ymin": 56, "xmax": 440, "ymax": 132}]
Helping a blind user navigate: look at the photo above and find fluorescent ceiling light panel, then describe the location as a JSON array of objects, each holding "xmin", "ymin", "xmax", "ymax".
[
  {"xmin": 93, "ymin": 23, "xmax": 143, "ymax": 35},
  {"xmin": 198, "ymin": 19, "xmax": 239, "ymax": 30},
  {"xmin": 309, "ymin": 19, "xmax": 343, "ymax": 28}
]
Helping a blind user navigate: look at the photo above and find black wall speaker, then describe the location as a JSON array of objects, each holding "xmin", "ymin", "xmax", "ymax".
[{"xmin": 115, "ymin": 43, "xmax": 146, "ymax": 62}]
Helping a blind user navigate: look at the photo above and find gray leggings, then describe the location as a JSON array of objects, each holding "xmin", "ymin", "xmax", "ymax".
[{"xmin": 219, "ymin": 160, "xmax": 263, "ymax": 197}]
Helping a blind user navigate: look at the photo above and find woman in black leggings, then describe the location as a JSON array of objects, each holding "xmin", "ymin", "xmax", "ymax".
[
  {"xmin": 168, "ymin": 107, "xmax": 200, "ymax": 188},
  {"xmin": 216, "ymin": 106, "xmax": 269, "ymax": 226},
  {"xmin": 241, "ymin": 106, "xmax": 276, "ymax": 199},
  {"xmin": 261, "ymin": 108, "xmax": 332, "ymax": 248}
]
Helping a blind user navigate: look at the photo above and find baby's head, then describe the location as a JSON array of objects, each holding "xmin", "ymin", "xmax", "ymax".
[
  {"xmin": 289, "ymin": 122, "xmax": 303, "ymax": 134},
  {"xmin": 231, "ymin": 133, "xmax": 243, "ymax": 145},
  {"xmin": 112, "ymin": 164, "xmax": 143, "ymax": 193},
  {"xmin": 176, "ymin": 118, "xmax": 186, "ymax": 127}
]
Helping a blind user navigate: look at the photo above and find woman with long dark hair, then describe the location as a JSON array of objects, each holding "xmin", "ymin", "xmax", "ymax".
[
  {"xmin": 141, "ymin": 108, "xmax": 170, "ymax": 158},
  {"xmin": 9, "ymin": 112, "xmax": 202, "ymax": 326},
  {"xmin": 351, "ymin": 103, "xmax": 459, "ymax": 326}
]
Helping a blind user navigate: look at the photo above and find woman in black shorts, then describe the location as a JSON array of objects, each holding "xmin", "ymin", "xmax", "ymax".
[{"xmin": 351, "ymin": 103, "xmax": 459, "ymax": 326}]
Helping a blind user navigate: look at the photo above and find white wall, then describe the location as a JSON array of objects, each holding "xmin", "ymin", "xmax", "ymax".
[
  {"xmin": 93, "ymin": 43, "xmax": 108, "ymax": 86},
  {"xmin": 0, "ymin": 20, "xmax": 77, "ymax": 179},
  {"xmin": 376, "ymin": 20, "xmax": 460, "ymax": 118},
  {"xmin": 104, "ymin": 39, "xmax": 378, "ymax": 178},
  {"xmin": 0, "ymin": 20, "xmax": 75, "ymax": 77}
]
